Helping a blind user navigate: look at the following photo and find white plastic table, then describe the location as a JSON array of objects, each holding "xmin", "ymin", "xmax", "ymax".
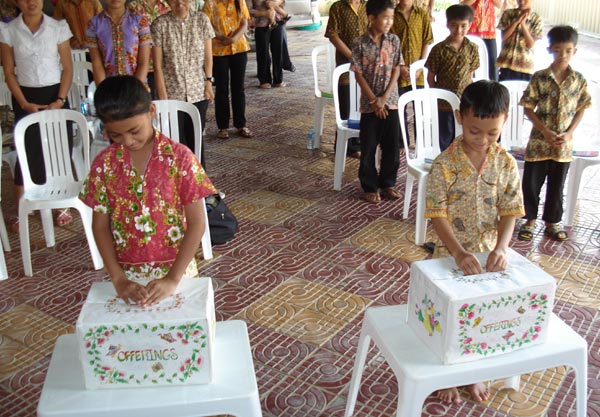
[
  {"xmin": 344, "ymin": 304, "xmax": 588, "ymax": 417},
  {"xmin": 37, "ymin": 320, "xmax": 262, "ymax": 417}
]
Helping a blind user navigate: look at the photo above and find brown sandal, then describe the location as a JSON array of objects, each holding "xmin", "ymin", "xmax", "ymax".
[
  {"xmin": 364, "ymin": 192, "xmax": 381, "ymax": 204},
  {"xmin": 216, "ymin": 129, "xmax": 229, "ymax": 139},
  {"xmin": 381, "ymin": 187, "xmax": 401, "ymax": 200},
  {"xmin": 238, "ymin": 127, "xmax": 253, "ymax": 138}
]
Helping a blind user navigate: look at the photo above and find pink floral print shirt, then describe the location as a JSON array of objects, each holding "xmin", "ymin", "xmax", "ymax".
[{"xmin": 80, "ymin": 132, "xmax": 217, "ymax": 278}]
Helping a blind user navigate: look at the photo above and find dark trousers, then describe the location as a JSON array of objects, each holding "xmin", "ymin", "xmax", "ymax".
[
  {"xmin": 438, "ymin": 109, "xmax": 455, "ymax": 151},
  {"xmin": 483, "ymin": 37, "xmax": 498, "ymax": 81},
  {"xmin": 213, "ymin": 52, "xmax": 248, "ymax": 130},
  {"xmin": 177, "ymin": 99, "xmax": 209, "ymax": 169},
  {"xmin": 337, "ymin": 82, "xmax": 360, "ymax": 155},
  {"xmin": 522, "ymin": 159, "xmax": 570, "ymax": 223},
  {"xmin": 255, "ymin": 25, "xmax": 284, "ymax": 86},
  {"xmin": 498, "ymin": 68, "xmax": 532, "ymax": 82},
  {"xmin": 147, "ymin": 71, "xmax": 157, "ymax": 99},
  {"xmin": 13, "ymin": 84, "xmax": 72, "ymax": 186},
  {"xmin": 359, "ymin": 110, "xmax": 400, "ymax": 193},
  {"xmin": 282, "ymin": 28, "xmax": 294, "ymax": 71}
]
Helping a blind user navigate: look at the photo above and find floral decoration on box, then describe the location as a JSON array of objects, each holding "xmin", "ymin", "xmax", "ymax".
[
  {"xmin": 83, "ymin": 321, "xmax": 207, "ymax": 384},
  {"xmin": 449, "ymin": 268, "xmax": 510, "ymax": 284},
  {"xmin": 104, "ymin": 294, "xmax": 184, "ymax": 314},
  {"xmin": 415, "ymin": 294, "xmax": 442, "ymax": 336},
  {"xmin": 458, "ymin": 292, "xmax": 549, "ymax": 356}
]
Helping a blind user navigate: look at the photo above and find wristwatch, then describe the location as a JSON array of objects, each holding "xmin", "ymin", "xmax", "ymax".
[
  {"xmin": 205, "ymin": 76, "xmax": 215, "ymax": 84},
  {"xmin": 57, "ymin": 97, "xmax": 66, "ymax": 103}
]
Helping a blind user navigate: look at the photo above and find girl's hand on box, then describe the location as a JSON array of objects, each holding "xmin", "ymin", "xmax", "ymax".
[
  {"xmin": 114, "ymin": 280, "xmax": 149, "ymax": 305},
  {"xmin": 486, "ymin": 249, "xmax": 508, "ymax": 272},
  {"xmin": 143, "ymin": 276, "xmax": 179, "ymax": 306}
]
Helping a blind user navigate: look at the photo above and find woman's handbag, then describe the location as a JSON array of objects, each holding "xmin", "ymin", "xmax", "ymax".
[{"xmin": 206, "ymin": 194, "xmax": 238, "ymax": 245}]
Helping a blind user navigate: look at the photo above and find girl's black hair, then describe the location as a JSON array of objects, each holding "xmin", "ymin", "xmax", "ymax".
[
  {"xmin": 460, "ymin": 80, "xmax": 510, "ymax": 119},
  {"xmin": 94, "ymin": 75, "xmax": 152, "ymax": 123}
]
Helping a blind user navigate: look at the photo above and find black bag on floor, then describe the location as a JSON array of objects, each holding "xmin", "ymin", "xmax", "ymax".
[{"xmin": 206, "ymin": 194, "xmax": 238, "ymax": 245}]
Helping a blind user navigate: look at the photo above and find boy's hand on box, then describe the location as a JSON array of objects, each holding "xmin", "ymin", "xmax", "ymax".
[
  {"xmin": 455, "ymin": 251, "xmax": 483, "ymax": 276},
  {"xmin": 114, "ymin": 280, "xmax": 149, "ymax": 306},
  {"xmin": 486, "ymin": 249, "xmax": 508, "ymax": 272},
  {"xmin": 142, "ymin": 276, "xmax": 179, "ymax": 306}
]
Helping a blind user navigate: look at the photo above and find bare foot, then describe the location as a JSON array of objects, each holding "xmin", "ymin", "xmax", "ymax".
[
  {"xmin": 437, "ymin": 387, "xmax": 462, "ymax": 404},
  {"xmin": 468, "ymin": 382, "xmax": 489, "ymax": 402}
]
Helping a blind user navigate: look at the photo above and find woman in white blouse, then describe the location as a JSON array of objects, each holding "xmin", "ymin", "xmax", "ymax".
[{"xmin": 0, "ymin": 0, "xmax": 73, "ymax": 229}]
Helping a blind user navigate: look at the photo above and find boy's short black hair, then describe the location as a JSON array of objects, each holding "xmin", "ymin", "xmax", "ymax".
[
  {"xmin": 446, "ymin": 4, "xmax": 474, "ymax": 23},
  {"xmin": 460, "ymin": 80, "xmax": 510, "ymax": 118},
  {"xmin": 94, "ymin": 75, "xmax": 152, "ymax": 123},
  {"xmin": 366, "ymin": 0, "xmax": 394, "ymax": 17},
  {"xmin": 547, "ymin": 25, "xmax": 578, "ymax": 47}
]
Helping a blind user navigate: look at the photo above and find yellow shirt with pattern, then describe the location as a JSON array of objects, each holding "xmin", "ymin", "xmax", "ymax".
[
  {"xmin": 496, "ymin": 9, "xmax": 543, "ymax": 75},
  {"xmin": 391, "ymin": 5, "xmax": 433, "ymax": 88},
  {"xmin": 425, "ymin": 136, "xmax": 525, "ymax": 258},
  {"xmin": 203, "ymin": 0, "xmax": 251, "ymax": 57},
  {"xmin": 519, "ymin": 66, "xmax": 592, "ymax": 163}
]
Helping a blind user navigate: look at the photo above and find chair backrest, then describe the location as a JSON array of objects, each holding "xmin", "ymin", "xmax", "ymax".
[
  {"xmin": 398, "ymin": 88, "xmax": 462, "ymax": 162},
  {"xmin": 152, "ymin": 100, "xmax": 202, "ymax": 160},
  {"xmin": 311, "ymin": 43, "xmax": 336, "ymax": 99},
  {"xmin": 332, "ymin": 63, "xmax": 361, "ymax": 128},
  {"xmin": 0, "ymin": 81, "xmax": 12, "ymax": 110},
  {"xmin": 499, "ymin": 80, "xmax": 529, "ymax": 151},
  {"xmin": 71, "ymin": 49, "xmax": 89, "ymax": 63},
  {"xmin": 14, "ymin": 109, "xmax": 90, "ymax": 190},
  {"xmin": 73, "ymin": 60, "xmax": 93, "ymax": 88},
  {"xmin": 410, "ymin": 59, "xmax": 429, "ymax": 91},
  {"xmin": 466, "ymin": 35, "xmax": 489, "ymax": 81}
]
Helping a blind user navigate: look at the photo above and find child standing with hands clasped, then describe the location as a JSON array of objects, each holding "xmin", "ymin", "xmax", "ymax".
[
  {"xmin": 352, "ymin": 0, "xmax": 403, "ymax": 204},
  {"xmin": 80, "ymin": 76, "xmax": 217, "ymax": 307},
  {"xmin": 425, "ymin": 80, "xmax": 525, "ymax": 404},
  {"xmin": 517, "ymin": 26, "xmax": 591, "ymax": 242},
  {"xmin": 496, "ymin": 0, "xmax": 543, "ymax": 81}
]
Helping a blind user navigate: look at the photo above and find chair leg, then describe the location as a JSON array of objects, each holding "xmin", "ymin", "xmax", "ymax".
[
  {"xmin": 77, "ymin": 205, "xmax": 104, "ymax": 271},
  {"xmin": 403, "ymin": 175, "xmax": 415, "ymax": 219},
  {"xmin": 333, "ymin": 133, "xmax": 349, "ymax": 191},
  {"xmin": 344, "ymin": 332, "xmax": 372, "ymax": 417},
  {"xmin": 40, "ymin": 209, "xmax": 55, "ymax": 247},
  {"xmin": 313, "ymin": 99, "xmax": 326, "ymax": 149},
  {"xmin": 0, "ymin": 209, "xmax": 11, "ymax": 251},
  {"xmin": 414, "ymin": 177, "xmax": 428, "ymax": 245},
  {"xmin": 503, "ymin": 375, "xmax": 520, "ymax": 391},
  {"xmin": 201, "ymin": 197, "xmax": 213, "ymax": 260},
  {"xmin": 564, "ymin": 159, "xmax": 585, "ymax": 227},
  {"xmin": 573, "ymin": 347, "xmax": 588, "ymax": 417},
  {"xmin": 19, "ymin": 204, "xmax": 33, "ymax": 277},
  {"xmin": 0, "ymin": 247, "xmax": 6, "ymax": 280},
  {"xmin": 396, "ymin": 380, "xmax": 427, "ymax": 417}
]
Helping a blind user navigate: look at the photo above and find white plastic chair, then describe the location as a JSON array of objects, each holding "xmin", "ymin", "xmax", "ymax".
[
  {"xmin": 409, "ymin": 59, "xmax": 429, "ymax": 91},
  {"xmin": 152, "ymin": 99, "xmax": 213, "ymax": 261},
  {"xmin": 344, "ymin": 304, "xmax": 588, "ymax": 417},
  {"xmin": 70, "ymin": 49, "xmax": 89, "ymax": 63},
  {"xmin": 332, "ymin": 63, "xmax": 361, "ymax": 191},
  {"xmin": 499, "ymin": 80, "xmax": 530, "ymax": 177},
  {"xmin": 311, "ymin": 43, "xmax": 336, "ymax": 149},
  {"xmin": 37, "ymin": 321, "xmax": 262, "ymax": 417},
  {"xmin": 0, "ymin": 124, "xmax": 11, "ymax": 280},
  {"xmin": 466, "ymin": 35, "xmax": 489, "ymax": 81},
  {"xmin": 398, "ymin": 88, "xmax": 461, "ymax": 245},
  {"xmin": 14, "ymin": 109, "xmax": 103, "ymax": 276}
]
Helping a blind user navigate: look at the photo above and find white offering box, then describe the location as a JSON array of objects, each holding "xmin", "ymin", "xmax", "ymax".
[
  {"xmin": 76, "ymin": 278, "xmax": 215, "ymax": 389},
  {"xmin": 407, "ymin": 249, "xmax": 556, "ymax": 365}
]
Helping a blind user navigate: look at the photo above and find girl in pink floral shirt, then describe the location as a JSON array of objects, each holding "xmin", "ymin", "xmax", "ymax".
[{"xmin": 80, "ymin": 76, "xmax": 217, "ymax": 306}]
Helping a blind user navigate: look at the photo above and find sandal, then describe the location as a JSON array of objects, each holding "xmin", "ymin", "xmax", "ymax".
[
  {"xmin": 544, "ymin": 224, "xmax": 568, "ymax": 241},
  {"xmin": 238, "ymin": 127, "xmax": 253, "ymax": 138},
  {"xmin": 56, "ymin": 208, "xmax": 73, "ymax": 227},
  {"xmin": 259, "ymin": 83, "xmax": 271, "ymax": 89},
  {"xmin": 273, "ymin": 82, "xmax": 287, "ymax": 88},
  {"xmin": 364, "ymin": 192, "xmax": 381, "ymax": 204},
  {"xmin": 381, "ymin": 187, "xmax": 401, "ymax": 200},
  {"xmin": 216, "ymin": 129, "xmax": 229, "ymax": 139},
  {"xmin": 518, "ymin": 224, "xmax": 535, "ymax": 241}
]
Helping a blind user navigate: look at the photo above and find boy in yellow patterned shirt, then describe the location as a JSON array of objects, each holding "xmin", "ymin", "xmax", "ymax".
[{"xmin": 425, "ymin": 80, "xmax": 525, "ymax": 403}]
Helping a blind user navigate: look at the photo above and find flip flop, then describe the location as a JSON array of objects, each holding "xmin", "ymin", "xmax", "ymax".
[
  {"xmin": 364, "ymin": 192, "xmax": 381, "ymax": 204},
  {"xmin": 56, "ymin": 209, "xmax": 73, "ymax": 227},
  {"xmin": 216, "ymin": 129, "xmax": 229, "ymax": 139},
  {"xmin": 518, "ymin": 224, "xmax": 534, "ymax": 241},
  {"xmin": 238, "ymin": 127, "xmax": 253, "ymax": 138},
  {"xmin": 381, "ymin": 187, "xmax": 401, "ymax": 200},
  {"xmin": 544, "ymin": 224, "xmax": 568, "ymax": 241}
]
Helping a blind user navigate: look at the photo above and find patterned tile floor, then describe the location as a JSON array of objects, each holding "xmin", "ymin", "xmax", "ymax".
[{"xmin": 1, "ymin": 22, "xmax": 600, "ymax": 417}]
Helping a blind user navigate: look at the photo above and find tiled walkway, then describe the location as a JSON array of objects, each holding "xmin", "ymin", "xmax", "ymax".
[{"xmin": 1, "ymin": 23, "xmax": 599, "ymax": 417}]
